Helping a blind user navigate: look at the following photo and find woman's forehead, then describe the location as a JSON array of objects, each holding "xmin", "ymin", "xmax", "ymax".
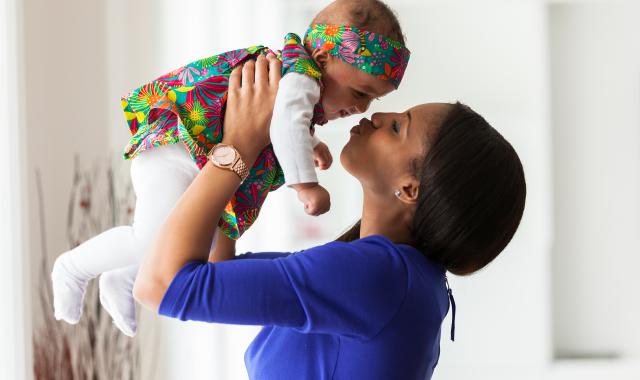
[{"xmin": 407, "ymin": 103, "xmax": 451, "ymax": 138}]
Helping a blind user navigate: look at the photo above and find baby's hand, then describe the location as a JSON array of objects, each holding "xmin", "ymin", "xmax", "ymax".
[
  {"xmin": 313, "ymin": 142, "xmax": 333, "ymax": 170},
  {"xmin": 295, "ymin": 183, "xmax": 331, "ymax": 216}
]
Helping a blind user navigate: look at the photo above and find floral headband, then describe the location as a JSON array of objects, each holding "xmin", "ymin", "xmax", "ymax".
[{"xmin": 303, "ymin": 23, "xmax": 410, "ymax": 88}]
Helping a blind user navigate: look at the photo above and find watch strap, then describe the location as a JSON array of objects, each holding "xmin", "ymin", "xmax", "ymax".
[
  {"xmin": 231, "ymin": 155, "xmax": 250, "ymax": 182},
  {"xmin": 208, "ymin": 144, "xmax": 249, "ymax": 183}
]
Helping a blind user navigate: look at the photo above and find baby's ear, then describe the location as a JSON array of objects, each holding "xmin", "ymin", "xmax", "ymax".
[{"xmin": 311, "ymin": 48, "xmax": 330, "ymax": 70}]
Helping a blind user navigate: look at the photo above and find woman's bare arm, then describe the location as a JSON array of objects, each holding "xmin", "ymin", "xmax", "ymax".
[
  {"xmin": 208, "ymin": 230, "xmax": 237, "ymax": 263},
  {"xmin": 133, "ymin": 54, "xmax": 281, "ymax": 311}
]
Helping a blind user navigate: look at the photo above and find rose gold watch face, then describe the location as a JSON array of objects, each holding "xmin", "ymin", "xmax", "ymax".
[{"xmin": 213, "ymin": 145, "xmax": 235, "ymax": 166}]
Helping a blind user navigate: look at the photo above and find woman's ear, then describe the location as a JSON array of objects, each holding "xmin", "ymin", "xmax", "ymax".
[
  {"xmin": 311, "ymin": 48, "xmax": 330, "ymax": 70},
  {"xmin": 397, "ymin": 178, "xmax": 420, "ymax": 204}
]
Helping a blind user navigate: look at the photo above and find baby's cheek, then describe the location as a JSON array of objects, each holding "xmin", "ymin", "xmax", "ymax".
[
  {"xmin": 324, "ymin": 86, "xmax": 350, "ymax": 109},
  {"xmin": 322, "ymin": 93, "xmax": 339, "ymax": 110}
]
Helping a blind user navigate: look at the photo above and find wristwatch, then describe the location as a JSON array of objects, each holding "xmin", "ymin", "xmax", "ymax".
[{"xmin": 207, "ymin": 143, "xmax": 249, "ymax": 183}]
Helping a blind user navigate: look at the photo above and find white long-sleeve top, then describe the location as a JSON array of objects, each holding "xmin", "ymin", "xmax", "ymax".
[{"xmin": 269, "ymin": 72, "xmax": 323, "ymax": 186}]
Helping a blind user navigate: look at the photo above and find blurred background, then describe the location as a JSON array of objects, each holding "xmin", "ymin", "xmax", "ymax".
[{"xmin": 1, "ymin": 0, "xmax": 639, "ymax": 379}]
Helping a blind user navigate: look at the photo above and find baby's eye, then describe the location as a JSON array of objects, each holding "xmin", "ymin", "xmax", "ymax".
[{"xmin": 352, "ymin": 90, "xmax": 367, "ymax": 99}]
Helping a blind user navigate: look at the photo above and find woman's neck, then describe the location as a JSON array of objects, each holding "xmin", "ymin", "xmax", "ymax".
[{"xmin": 360, "ymin": 190, "xmax": 415, "ymax": 246}]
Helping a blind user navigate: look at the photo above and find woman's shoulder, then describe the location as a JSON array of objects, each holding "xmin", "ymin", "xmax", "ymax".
[
  {"xmin": 279, "ymin": 235, "xmax": 409, "ymax": 283},
  {"xmin": 334, "ymin": 235, "xmax": 448, "ymax": 292},
  {"xmin": 347, "ymin": 236, "xmax": 450, "ymax": 317},
  {"xmin": 300, "ymin": 234, "xmax": 410, "ymax": 262},
  {"xmin": 340, "ymin": 235, "xmax": 445, "ymax": 272},
  {"xmin": 285, "ymin": 234, "xmax": 443, "ymax": 282}
]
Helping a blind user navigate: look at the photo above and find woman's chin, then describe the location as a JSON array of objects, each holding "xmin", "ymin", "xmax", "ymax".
[{"xmin": 339, "ymin": 145, "xmax": 359, "ymax": 177}]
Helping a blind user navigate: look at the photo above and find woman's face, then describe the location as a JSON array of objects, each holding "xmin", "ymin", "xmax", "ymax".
[
  {"xmin": 319, "ymin": 55, "xmax": 395, "ymax": 120},
  {"xmin": 340, "ymin": 103, "xmax": 451, "ymax": 194}
]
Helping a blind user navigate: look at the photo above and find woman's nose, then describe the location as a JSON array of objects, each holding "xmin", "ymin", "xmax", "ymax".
[
  {"xmin": 370, "ymin": 113, "xmax": 382, "ymax": 128},
  {"xmin": 359, "ymin": 117, "xmax": 374, "ymax": 129}
]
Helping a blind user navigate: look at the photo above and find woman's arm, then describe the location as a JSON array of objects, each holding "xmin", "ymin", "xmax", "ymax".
[
  {"xmin": 133, "ymin": 54, "xmax": 282, "ymax": 311},
  {"xmin": 208, "ymin": 229, "xmax": 237, "ymax": 263},
  {"xmin": 155, "ymin": 239, "xmax": 409, "ymax": 340}
]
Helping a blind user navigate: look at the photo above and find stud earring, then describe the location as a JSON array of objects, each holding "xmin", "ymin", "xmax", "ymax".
[{"xmin": 394, "ymin": 190, "xmax": 401, "ymax": 198}]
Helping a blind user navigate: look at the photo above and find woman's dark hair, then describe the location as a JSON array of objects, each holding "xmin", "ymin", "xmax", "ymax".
[{"xmin": 337, "ymin": 102, "xmax": 527, "ymax": 276}]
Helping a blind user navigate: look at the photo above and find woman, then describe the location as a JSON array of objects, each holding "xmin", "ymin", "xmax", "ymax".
[{"xmin": 133, "ymin": 54, "xmax": 526, "ymax": 379}]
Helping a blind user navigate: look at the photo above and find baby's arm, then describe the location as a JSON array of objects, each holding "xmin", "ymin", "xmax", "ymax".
[{"xmin": 270, "ymin": 73, "xmax": 331, "ymax": 216}]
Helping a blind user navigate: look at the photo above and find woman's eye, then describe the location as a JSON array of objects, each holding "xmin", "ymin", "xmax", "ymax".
[{"xmin": 392, "ymin": 121, "xmax": 400, "ymax": 133}]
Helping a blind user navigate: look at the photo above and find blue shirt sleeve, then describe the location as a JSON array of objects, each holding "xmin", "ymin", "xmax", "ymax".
[
  {"xmin": 236, "ymin": 252, "xmax": 292, "ymax": 260},
  {"xmin": 158, "ymin": 238, "xmax": 409, "ymax": 339}
]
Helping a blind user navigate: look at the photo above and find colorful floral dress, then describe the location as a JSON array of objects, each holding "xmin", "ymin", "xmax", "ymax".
[{"xmin": 120, "ymin": 33, "xmax": 326, "ymax": 240}]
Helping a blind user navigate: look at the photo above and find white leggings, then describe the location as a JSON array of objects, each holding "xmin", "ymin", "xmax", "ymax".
[{"xmin": 59, "ymin": 143, "xmax": 217, "ymax": 287}]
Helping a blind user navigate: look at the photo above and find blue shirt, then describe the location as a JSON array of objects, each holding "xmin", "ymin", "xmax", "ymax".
[{"xmin": 159, "ymin": 235, "xmax": 452, "ymax": 380}]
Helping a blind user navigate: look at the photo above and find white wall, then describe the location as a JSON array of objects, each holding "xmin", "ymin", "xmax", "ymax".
[
  {"xmin": 1, "ymin": 0, "xmax": 30, "ymax": 378},
  {"xmin": 550, "ymin": 0, "xmax": 640, "ymax": 359},
  {"xmin": 22, "ymin": 0, "xmax": 110, "ymax": 331}
]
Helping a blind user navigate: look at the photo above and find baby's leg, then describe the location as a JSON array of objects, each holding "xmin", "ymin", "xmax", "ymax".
[
  {"xmin": 51, "ymin": 225, "xmax": 146, "ymax": 324},
  {"xmin": 52, "ymin": 143, "xmax": 201, "ymax": 325},
  {"xmin": 99, "ymin": 264, "xmax": 139, "ymax": 335},
  {"xmin": 100, "ymin": 227, "xmax": 225, "ymax": 336}
]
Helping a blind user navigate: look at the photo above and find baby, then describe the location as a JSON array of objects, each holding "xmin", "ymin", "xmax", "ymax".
[{"xmin": 51, "ymin": 0, "xmax": 410, "ymax": 337}]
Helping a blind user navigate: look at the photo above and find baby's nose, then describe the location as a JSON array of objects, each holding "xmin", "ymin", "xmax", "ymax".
[{"xmin": 354, "ymin": 101, "xmax": 371, "ymax": 114}]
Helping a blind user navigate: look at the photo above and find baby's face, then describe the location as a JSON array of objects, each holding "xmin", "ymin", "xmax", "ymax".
[{"xmin": 320, "ymin": 55, "xmax": 395, "ymax": 121}]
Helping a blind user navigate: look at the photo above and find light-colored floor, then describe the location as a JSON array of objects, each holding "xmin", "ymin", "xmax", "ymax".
[{"xmin": 434, "ymin": 360, "xmax": 640, "ymax": 380}]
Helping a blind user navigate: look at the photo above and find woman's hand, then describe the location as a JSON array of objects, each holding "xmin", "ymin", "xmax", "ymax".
[{"xmin": 222, "ymin": 53, "xmax": 282, "ymax": 164}]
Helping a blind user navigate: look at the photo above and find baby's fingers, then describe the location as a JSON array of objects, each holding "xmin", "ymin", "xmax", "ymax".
[{"xmin": 325, "ymin": 151, "xmax": 333, "ymax": 168}]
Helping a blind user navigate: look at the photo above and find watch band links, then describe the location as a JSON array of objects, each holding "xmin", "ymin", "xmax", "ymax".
[{"xmin": 208, "ymin": 143, "xmax": 250, "ymax": 183}]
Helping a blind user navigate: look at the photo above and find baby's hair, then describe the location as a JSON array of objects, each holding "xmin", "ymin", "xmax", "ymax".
[{"xmin": 311, "ymin": 0, "xmax": 406, "ymax": 45}]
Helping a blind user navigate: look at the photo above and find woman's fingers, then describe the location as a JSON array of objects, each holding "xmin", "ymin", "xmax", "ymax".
[
  {"xmin": 229, "ymin": 65, "xmax": 242, "ymax": 92},
  {"xmin": 255, "ymin": 54, "xmax": 268, "ymax": 87},
  {"xmin": 241, "ymin": 59, "xmax": 255, "ymax": 89},
  {"xmin": 266, "ymin": 53, "xmax": 281, "ymax": 88},
  {"xmin": 221, "ymin": 53, "xmax": 281, "ymax": 157}
]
